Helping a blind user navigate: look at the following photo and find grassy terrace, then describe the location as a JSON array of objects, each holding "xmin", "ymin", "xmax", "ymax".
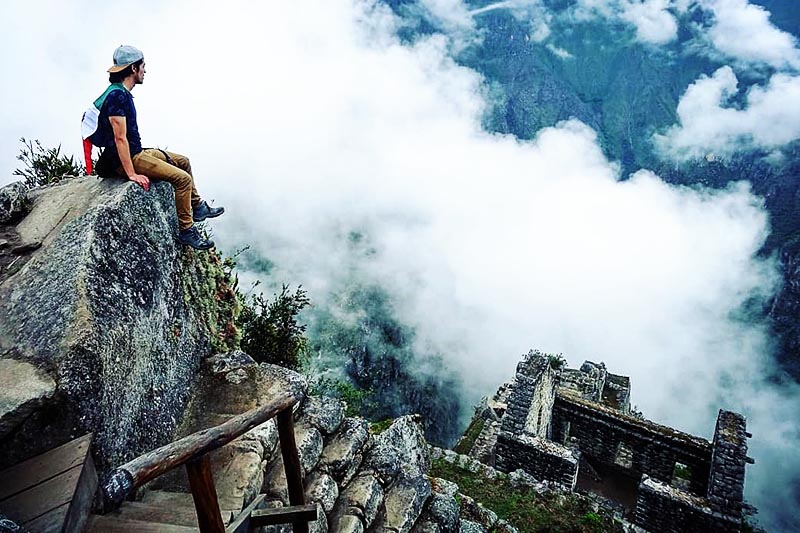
[{"xmin": 430, "ymin": 459, "xmax": 624, "ymax": 533}]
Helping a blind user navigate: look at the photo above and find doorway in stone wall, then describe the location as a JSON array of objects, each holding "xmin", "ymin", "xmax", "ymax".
[{"xmin": 575, "ymin": 453, "xmax": 641, "ymax": 516}]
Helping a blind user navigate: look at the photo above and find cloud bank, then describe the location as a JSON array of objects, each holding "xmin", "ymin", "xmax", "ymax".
[
  {"xmin": 655, "ymin": 66, "xmax": 800, "ymax": 160},
  {"xmin": 697, "ymin": 0, "xmax": 800, "ymax": 70},
  {"xmin": 0, "ymin": 0, "xmax": 797, "ymax": 529}
]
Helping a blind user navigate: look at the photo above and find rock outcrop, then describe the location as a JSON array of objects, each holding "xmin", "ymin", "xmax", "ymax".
[{"xmin": 0, "ymin": 177, "xmax": 238, "ymax": 470}]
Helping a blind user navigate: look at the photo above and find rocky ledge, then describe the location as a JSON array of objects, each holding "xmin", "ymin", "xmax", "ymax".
[{"xmin": 0, "ymin": 177, "xmax": 237, "ymax": 470}]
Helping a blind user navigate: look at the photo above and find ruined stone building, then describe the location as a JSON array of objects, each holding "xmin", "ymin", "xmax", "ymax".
[{"xmin": 465, "ymin": 351, "xmax": 753, "ymax": 533}]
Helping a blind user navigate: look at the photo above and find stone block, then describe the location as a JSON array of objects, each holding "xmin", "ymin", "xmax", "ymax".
[
  {"xmin": 331, "ymin": 473, "xmax": 383, "ymax": 529},
  {"xmin": 318, "ymin": 417, "xmax": 369, "ymax": 483},
  {"xmin": 305, "ymin": 471, "xmax": 339, "ymax": 513},
  {"xmin": 0, "ymin": 181, "xmax": 31, "ymax": 224},
  {"xmin": 372, "ymin": 475, "xmax": 431, "ymax": 533},
  {"xmin": 296, "ymin": 421, "xmax": 323, "ymax": 474},
  {"xmin": 0, "ymin": 359, "xmax": 55, "ymax": 439},
  {"xmin": 425, "ymin": 493, "xmax": 460, "ymax": 532},
  {"xmin": 300, "ymin": 395, "xmax": 345, "ymax": 435},
  {"xmin": 363, "ymin": 415, "xmax": 429, "ymax": 486},
  {"xmin": 459, "ymin": 520, "xmax": 487, "ymax": 533}
]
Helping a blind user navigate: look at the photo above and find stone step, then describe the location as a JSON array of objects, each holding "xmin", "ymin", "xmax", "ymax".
[{"xmin": 87, "ymin": 515, "xmax": 198, "ymax": 532}]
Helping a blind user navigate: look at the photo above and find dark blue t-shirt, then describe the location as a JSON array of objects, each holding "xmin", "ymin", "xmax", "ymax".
[{"xmin": 96, "ymin": 88, "xmax": 142, "ymax": 166}]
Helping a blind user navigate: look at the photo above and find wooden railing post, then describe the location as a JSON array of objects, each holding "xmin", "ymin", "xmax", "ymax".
[
  {"xmin": 277, "ymin": 407, "xmax": 309, "ymax": 533},
  {"xmin": 186, "ymin": 455, "xmax": 225, "ymax": 533}
]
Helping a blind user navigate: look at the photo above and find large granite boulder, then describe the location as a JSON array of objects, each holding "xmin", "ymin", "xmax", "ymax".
[{"xmin": 0, "ymin": 177, "xmax": 238, "ymax": 470}]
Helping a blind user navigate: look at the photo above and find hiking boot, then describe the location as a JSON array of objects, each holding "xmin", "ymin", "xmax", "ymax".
[
  {"xmin": 178, "ymin": 226, "xmax": 214, "ymax": 250},
  {"xmin": 193, "ymin": 200, "xmax": 225, "ymax": 222}
]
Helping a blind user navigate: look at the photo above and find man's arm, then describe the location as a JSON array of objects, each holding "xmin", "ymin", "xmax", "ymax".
[{"xmin": 109, "ymin": 116, "xmax": 150, "ymax": 191}]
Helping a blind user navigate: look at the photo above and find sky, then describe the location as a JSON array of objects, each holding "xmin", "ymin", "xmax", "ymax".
[{"xmin": 1, "ymin": 0, "xmax": 799, "ymax": 530}]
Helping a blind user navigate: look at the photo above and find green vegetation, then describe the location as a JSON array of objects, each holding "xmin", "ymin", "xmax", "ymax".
[
  {"xmin": 239, "ymin": 284, "xmax": 310, "ymax": 370},
  {"xmin": 181, "ymin": 248, "xmax": 242, "ymax": 354},
  {"xmin": 453, "ymin": 416, "xmax": 485, "ymax": 455},
  {"xmin": 370, "ymin": 418, "xmax": 394, "ymax": 434},
  {"xmin": 311, "ymin": 377, "xmax": 376, "ymax": 417},
  {"xmin": 430, "ymin": 459, "xmax": 623, "ymax": 532},
  {"xmin": 13, "ymin": 138, "xmax": 88, "ymax": 187},
  {"xmin": 673, "ymin": 463, "xmax": 692, "ymax": 481},
  {"xmin": 307, "ymin": 282, "xmax": 463, "ymax": 445},
  {"xmin": 546, "ymin": 353, "xmax": 567, "ymax": 371}
]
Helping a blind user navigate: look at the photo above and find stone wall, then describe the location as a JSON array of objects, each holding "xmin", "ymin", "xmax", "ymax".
[
  {"xmin": 551, "ymin": 392, "xmax": 713, "ymax": 494},
  {"xmin": 499, "ymin": 350, "xmax": 555, "ymax": 439},
  {"xmin": 707, "ymin": 410, "xmax": 750, "ymax": 518},
  {"xmin": 634, "ymin": 476, "xmax": 740, "ymax": 533},
  {"xmin": 601, "ymin": 373, "xmax": 631, "ymax": 413},
  {"xmin": 558, "ymin": 361, "xmax": 606, "ymax": 403},
  {"xmin": 495, "ymin": 430, "xmax": 579, "ymax": 490}
]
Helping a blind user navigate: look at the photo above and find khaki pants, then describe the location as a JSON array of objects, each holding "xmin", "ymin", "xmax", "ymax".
[{"xmin": 129, "ymin": 149, "xmax": 201, "ymax": 230}]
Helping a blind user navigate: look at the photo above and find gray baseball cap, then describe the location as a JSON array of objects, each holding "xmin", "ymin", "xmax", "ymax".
[{"xmin": 107, "ymin": 45, "xmax": 144, "ymax": 73}]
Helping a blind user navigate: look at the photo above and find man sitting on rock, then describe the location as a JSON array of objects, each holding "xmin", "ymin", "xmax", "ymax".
[{"xmin": 94, "ymin": 45, "xmax": 223, "ymax": 250}]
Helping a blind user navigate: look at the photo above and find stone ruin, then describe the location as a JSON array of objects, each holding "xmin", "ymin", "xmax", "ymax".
[{"xmin": 464, "ymin": 350, "xmax": 753, "ymax": 533}]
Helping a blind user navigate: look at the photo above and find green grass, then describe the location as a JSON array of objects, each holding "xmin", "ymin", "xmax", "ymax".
[
  {"xmin": 370, "ymin": 418, "xmax": 394, "ymax": 434},
  {"xmin": 453, "ymin": 417, "xmax": 485, "ymax": 455},
  {"xmin": 430, "ymin": 459, "xmax": 623, "ymax": 533}
]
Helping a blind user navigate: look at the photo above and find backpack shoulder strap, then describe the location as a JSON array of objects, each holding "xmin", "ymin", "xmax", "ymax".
[{"xmin": 93, "ymin": 83, "xmax": 127, "ymax": 110}]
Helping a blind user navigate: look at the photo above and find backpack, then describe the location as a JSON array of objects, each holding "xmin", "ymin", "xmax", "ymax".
[{"xmin": 81, "ymin": 83, "xmax": 126, "ymax": 175}]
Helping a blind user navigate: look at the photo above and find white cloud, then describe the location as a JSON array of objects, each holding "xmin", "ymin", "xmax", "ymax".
[
  {"xmin": 619, "ymin": 0, "xmax": 679, "ymax": 45},
  {"xmin": 698, "ymin": 0, "xmax": 800, "ymax": 70},
  {"xmin": 419, "ymin": 0, "xmax": 475, "ymax": 32},
  {"xmin": 655, "ymin": 66, "xmax": 800, "ymax": 159},
  {"xmin": 0, "ymin": 1, "xmax": 797, "ymax": 529},
  {"xmin": 573, "ymin": 0, "xmax": 679, "ymax": 44},
  {"xmin": 547, "ymin": 43, "xmax": 574, "ymax": 58}
]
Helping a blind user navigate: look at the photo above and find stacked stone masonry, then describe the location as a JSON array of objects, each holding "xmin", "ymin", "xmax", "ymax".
[
  {"xmin": 480, "ymin": 351, "xmax": 751, "ymax": 533},
  {"xmin": 495, "ymin": 430, "xmax": 579, "ymax": 490},
  {"xmin": 551, "ymin": 393, "xmax": 713, "ymax": 494}
]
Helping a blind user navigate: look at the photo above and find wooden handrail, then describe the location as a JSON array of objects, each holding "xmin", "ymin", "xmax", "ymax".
[{"xmin": 101, "ymin": 388, "xmax": 302, "ymax": 510}]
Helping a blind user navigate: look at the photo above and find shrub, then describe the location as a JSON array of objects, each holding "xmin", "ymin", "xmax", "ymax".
[
  {"xmin": 239, "ymin": 284, "xmax": 310, "ymax": 369},
  {"xmin": 13, "ymin": 138, "xmax": 88, "ymax": 188}
]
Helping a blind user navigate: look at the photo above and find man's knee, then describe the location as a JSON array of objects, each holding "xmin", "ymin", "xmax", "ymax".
[
  {"xmin": 173, "ymin": 171, "xmax": 192, "ymax": 190},
  {"xmin": 168, "ymin": 152, "xmax": 191, "ymax": 172}
]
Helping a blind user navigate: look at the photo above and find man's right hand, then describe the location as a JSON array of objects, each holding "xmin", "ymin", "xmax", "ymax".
[{"xmin": 129, "ymin": 174, "xmax": 150, "ymax": 191}]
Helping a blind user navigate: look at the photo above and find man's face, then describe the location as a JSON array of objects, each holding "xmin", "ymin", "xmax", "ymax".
[{"xmin": 133, "ymin": 61, "xmax": 146, "ymax": 84}]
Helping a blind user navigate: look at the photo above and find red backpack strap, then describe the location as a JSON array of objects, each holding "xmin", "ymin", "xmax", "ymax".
[{"xmin": 83, "ymin": 138, "xmax": 94, "ymax": 175}]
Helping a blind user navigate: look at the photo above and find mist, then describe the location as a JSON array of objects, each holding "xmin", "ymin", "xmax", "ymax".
[{"xmin": 1, "ymin": 0, "xmax": 799, "ymax": 529}]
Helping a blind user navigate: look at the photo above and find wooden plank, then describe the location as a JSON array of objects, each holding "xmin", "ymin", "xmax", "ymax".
[
  {"xmin": 63, "ymin": 447, "xmax": 97, "ymax": 533},
  {"xmin": 277, "ymin": 408, "xmax": 309, "ymax": 533},
  {"xmin": 112, "ymin": 501, "xmax": 200, "ymax": 527},
  {"xmin": 22, "ymin": 502, "xmax": 70, "ymax": 533},
  {"xmin": 0, "ymin": 434, "xmax": 92, "ymax": 501},
  {"xmin": 250, "ymin": 504, "xmax": 317, "ymax": 527},
  {"xmin": 225, "ymin": 494, "xmax": 265, "ymax": 533},
  {"xmin": 0, "ymin": 463, "xmax": 82, "ymax": 524},
  {"xmin": 142, "ymin": 490, "xmax": 240, "ymax": 521},
  {"xmin": 186, "ymin": 456, "xmax": 224, "ymax": 533},
  {"xmin": 87, "ymin": 515, "xmax": 199, "ymax": 532},
  {"xmin": 102, "ymin": 389, "xmax": 301, "ymax": 507}
]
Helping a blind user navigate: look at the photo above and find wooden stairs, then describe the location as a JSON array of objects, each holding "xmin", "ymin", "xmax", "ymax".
[
  {"xmin": 0, "ymin": 387, "xmax": 316, "ymax": 532},
  {"xmin": 86, "ymin": 490, "xmax": 268, "ymax": 532},
  {"xmin": 0, "ymin": 434, "xmax": 96, "ymax": 533}
]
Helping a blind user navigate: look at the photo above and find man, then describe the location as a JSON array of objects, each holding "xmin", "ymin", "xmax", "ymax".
[{"xmin": 96, "ymin": 45, "xmax": 223, "ymax": 250}]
